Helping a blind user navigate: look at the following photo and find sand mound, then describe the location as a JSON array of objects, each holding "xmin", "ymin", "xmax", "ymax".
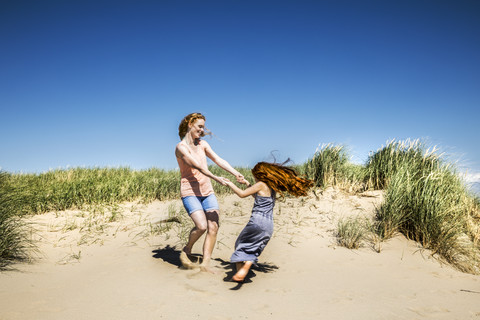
[{"xmin": 1, "ymin": 190, "xmax": 479, "ymax": 319}]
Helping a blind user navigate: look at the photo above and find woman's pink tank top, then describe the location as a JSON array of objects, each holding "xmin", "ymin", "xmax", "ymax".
[{"xmin": 176, "ymin": 146, "xmax": 214, "ymax": 198}]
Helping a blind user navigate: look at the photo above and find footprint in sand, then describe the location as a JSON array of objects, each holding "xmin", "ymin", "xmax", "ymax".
[
  {"xmin": 184, "ymin": 283, "xmax": 208, "ymax": 293},
  {"xmin": 407, "ymin": 306, "xmax": 450, "ymax": 317}
]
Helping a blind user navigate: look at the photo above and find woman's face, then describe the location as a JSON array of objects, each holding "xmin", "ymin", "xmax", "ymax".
[{"xmin": 188, "ymin": 119, "xmax": 205, "ymax": 139}]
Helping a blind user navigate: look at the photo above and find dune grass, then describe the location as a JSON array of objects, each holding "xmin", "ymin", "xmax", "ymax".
[
  {"xmin": 0, "ymin": 172, "xmax": 36, "ymax": 268},
  {"xmin": 303, "ymin": 143, "xmax": 366, "ymax": 193},
  {"xmin": 1, "ymin": 166, "xmax": 253, "ymax": 217},
  {"xmin": 1, "ymin": 167, "xmax": 181, "ymax": 215},
  {"xmin": 365, "ymin": 139, "xmax": 442, "ymax": 190},
  {"xmin": 336, "ymin": 216, "xmax": 368, "ymax": 249},
  {"xmin": 369, "ymin": 140, "xmax": 480, "ymax": 273}
]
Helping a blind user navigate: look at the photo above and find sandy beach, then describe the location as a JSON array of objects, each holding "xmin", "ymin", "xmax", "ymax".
[{"xmin": 1, "ymin": 189, "xmax": 479, "ymax": 320}]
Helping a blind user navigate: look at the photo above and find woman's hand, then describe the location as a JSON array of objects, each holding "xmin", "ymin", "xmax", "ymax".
[
  {"xmin": 235, "ymin": 173, "xmax": 248, "ymax": 184},
  {"xmin": 213, "ymin": 176, "xmax": 227, "ymax": 186},
  {"xmin": 221, "ymin": 177, "xmax": 233, "ymax": 187}
]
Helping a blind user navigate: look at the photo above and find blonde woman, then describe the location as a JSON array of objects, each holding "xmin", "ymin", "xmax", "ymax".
[{"xmin": 175, "ymin": 112, "xmax": 245, "ymax": 271}]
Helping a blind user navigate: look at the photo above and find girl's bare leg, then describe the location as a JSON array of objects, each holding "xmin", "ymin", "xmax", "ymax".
[
  {"xmin": 232, "ymin": 261, "xmax": 253, "ymax": 282},
  {"xmin": 235, "ymin": 262, "xmax": 243, "ymax": 272}
]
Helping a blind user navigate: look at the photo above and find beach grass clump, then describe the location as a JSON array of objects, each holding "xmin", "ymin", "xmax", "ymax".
[
  {"xmin": 0, "ymin": 172, "xmax": 35, "ymax": 268},
  {"xmin": 304, "ymin": 144, "xmax": 348, "ymax": 188},
  {"xmin": 365, "ymin": 139, "xmax": 441, "ymax": 190},
  {"xmin": 336, "ymin": 216, "xmax": 368, "ymax": 249},
  {"xmin": 375, "ymin": 159, "xmax": 480, "ymax": 273},
  {"xmin": 304, "ymin": 144, "xmax": 366, "ymax": 192},
  {"xmin": 343, "ymin": 162, "xmax": 367, "ymax": 193}
]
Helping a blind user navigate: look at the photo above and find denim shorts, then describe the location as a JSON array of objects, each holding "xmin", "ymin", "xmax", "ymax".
[{"xmin": 181, "ymin": 194, "xmax": 219, "ymax": 215}]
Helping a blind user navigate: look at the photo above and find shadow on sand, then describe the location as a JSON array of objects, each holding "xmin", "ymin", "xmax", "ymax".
[
  {"xmin": 152, "ymin": 246, "xmax": 279, "ymax": 290},
  {"xmin": 152, "ymin": 245, "xmax": 203, "ymax": 269},
  {"xmin": 152, "ymin": 245, "xmax": 182, "ymax": 268}
]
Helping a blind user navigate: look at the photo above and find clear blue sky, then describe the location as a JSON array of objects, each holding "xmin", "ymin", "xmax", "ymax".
[{"xmin": 1, "ymin": 1, "xmax": 479, "ymax": 183}]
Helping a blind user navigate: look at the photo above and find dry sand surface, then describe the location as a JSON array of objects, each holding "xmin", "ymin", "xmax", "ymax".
[{"xmin": 1, "ymin": 188, "xmax": 479, "ymax": 320}]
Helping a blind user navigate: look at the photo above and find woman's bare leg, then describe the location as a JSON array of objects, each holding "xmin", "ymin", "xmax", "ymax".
[
  {"xmin": 199, "ymin": 210, "xmax": 219, "ymax": 272},
  {"xmin": 183, "ymin": 210, "xmax": 207, "ymax": 253}
]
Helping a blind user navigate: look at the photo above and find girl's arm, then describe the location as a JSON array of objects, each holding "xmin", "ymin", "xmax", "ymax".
[
  {"xmin": 224, "ymin": 180, "xmax": 266, "ymax": 198},
  {"xmin": 175, "ymin": 144, "xmax": 226, "ymax": 185},
  {"xmin": 203, "ymin": 141, "xmax": 245, "ymax": 183}
]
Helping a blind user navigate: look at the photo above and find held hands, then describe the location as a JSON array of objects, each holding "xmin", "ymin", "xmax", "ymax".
[
  {"xmin": 217, "ymin": 175, "xmax": 250, "ymax": 188},
  {"xmin": 235, "ymin": 173, "xmax": 250, "ymax": 186},
  {"xmin": 213, "ymin": 176, "xmax": 234, "ymax": 187},
  {"xmin": 238, "ymin": 177, "xmax": 250, "ymax": 186},
  {"xmin": 224, "ymin": 176, "xmax": 250, "ymax": 187},
  {"xmin": 221, "ymin": 177, "xmax": 233, "ymax": 187}
]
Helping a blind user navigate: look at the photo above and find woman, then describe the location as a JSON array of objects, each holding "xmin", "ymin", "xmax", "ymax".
[{"xmin": 175, "ymin": 112, "xmax": 245, "ymax": 271}]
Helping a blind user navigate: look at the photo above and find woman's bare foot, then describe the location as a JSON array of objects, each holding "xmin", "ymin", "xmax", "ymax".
[
  {"xmin": 199, "ymin": 264, "xmax": 218, "ymax": 274},
  {"xmin": 199, "ymin": 258, "xmax": 218, "ymax": 274},
  {"xmin": 180, "ymin": 250, "xmax": 197, "ymax": 269}
]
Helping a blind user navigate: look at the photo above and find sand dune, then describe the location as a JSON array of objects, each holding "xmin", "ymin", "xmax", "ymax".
[{"xmin": 1, "ymin": 189, "xmax": 479, "ymax": 319}]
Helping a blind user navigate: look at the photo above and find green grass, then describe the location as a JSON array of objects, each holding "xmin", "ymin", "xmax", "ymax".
[
  {"xmin": 2, "ymin": 167, "xmax": 182, "ymax": 215},
  {"xmin": 365, "ymin": 139, "xmax": 442, "ymax": 190},
  {"xmin": 1, "ymin": 166, "xmax": 252, "ymax": 217},
  {"xmin": 369, "ymin": 140, "xmax": 480, "ymax": 273},
  {"xmin": 0, "ymin": 172, "xmax": 36, "ymax": 268},
  {"xmin": 303, "ymin": 144, "xmax": 366, "ymax": 192},
  {"xmin": 336, "ymin": 216, "xmax": 368, "ymax": 249}
]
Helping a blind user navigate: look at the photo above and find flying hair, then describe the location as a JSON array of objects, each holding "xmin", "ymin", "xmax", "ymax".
[{"xmin": 252, "ymin": 162, "xmax": 313, "ymax": 197}]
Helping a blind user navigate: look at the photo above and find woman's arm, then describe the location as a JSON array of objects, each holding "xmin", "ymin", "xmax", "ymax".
[
  {"xmin": 202, "ymin": 141, "xmax": 245, "ymax": 182},
  {"xmin": 175, "ymin": 144, "xmax": 226, "ymax": 185}
]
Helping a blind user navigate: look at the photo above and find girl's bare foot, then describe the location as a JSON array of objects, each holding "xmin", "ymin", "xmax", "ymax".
[
  {"xmin": 232, "ymin": 261, "xmax": 252, "ymax": 282},
  {"xmin": 232, "ymin": 270, "xmax": 247, "ymax": 282}
]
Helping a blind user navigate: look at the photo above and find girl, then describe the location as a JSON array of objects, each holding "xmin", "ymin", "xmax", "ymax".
[
  {"xmin": 175, "ymin": 112, "xmax": 245, "ymax": 271},
  {"xmin": 223, "ymin": 162, "xmax": 313, "ymax": 282}
]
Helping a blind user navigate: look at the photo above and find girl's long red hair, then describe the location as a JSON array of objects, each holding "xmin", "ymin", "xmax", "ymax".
[{"xmin": 252, "ymin": 162, "xmax": 313, "ymax": 197}]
